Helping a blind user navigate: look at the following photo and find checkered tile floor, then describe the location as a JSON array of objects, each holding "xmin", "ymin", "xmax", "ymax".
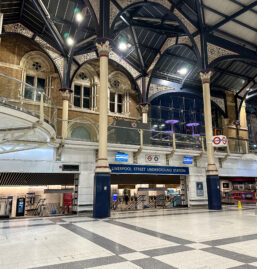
[{"xmin": 0, "ymin": 208, "xmax": 257, "ymax": 268}]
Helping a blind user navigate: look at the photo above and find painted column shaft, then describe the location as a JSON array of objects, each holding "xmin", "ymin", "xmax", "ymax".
[
  {"xmin": 142, "ymin": 113, "xmax": 148, "ymax": 124},
  {"xmin": 96, "ymin": 41, "xmax": 111, "ymax": 172},
  {"xmin": 141, "ymin": 104, "xmax": 149, "ymax": 124},
  {"xmin": 201, "ymin": 72, "xmax": 218, "ymax": 175},
  {"xmin": 62, "ymin": 99, "xmax": 69, "ymax": 139}
]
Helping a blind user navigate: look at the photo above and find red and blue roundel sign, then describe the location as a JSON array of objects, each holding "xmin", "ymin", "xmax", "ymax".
[{"xmin": 212, "ymin": 135, "xmax": 227, "ymax": 147}]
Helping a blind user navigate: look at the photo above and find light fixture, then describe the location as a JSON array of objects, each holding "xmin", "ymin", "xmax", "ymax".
[
  {"xmin": 75, "ymin": 12, "xmax": 83, "ymax": 23},
  {"xmin": 177, "ymin": 67, "xmax": 188, "ymax": 75},
  {"xmin": 66, "ymin": 37, "xmax": 74, "ymax": 46},
  {"xmin": 118, "ymin": 36, "xmax": 129, "ymax": 51}
]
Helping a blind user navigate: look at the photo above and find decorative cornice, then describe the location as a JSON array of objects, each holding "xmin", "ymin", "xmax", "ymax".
[
  {"xmin": 109, "ymin": 51, "xmax": 140, "ymax": 78},
  {"xmin": 74, "ymin": 52, "xmax": 97, "ymax": 65},
  {"xmin": 4, "ymin": 23, "xmax": 33, "ymax": 38},
  {"xmin": 194, "ymin": 35, "xmax": 201, "ymax": 56},
  {"xmin": 110, "ymin": 1, "xmax": 119, "ymax": 27},
  {"xmin": 207, "ymin": 43, "xmax": 238, "ymax": 64},
  {"xmin": 88, "ymin": 0, "xmax": 100, "ymax": 23},
  {"xmin": 173, "ymin": 9, "xmax": 197, "ymax": 34}
]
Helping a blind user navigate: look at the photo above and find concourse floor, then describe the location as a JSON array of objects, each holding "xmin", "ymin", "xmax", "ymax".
[{"xmin": 0, "ymin": 207, "xmax": 257, "ymax": 269}]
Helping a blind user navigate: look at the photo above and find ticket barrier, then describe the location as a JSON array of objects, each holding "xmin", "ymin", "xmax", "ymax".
[{"xmin": 0, "ymin": 197, "xmax": 13, "ymax": 218}]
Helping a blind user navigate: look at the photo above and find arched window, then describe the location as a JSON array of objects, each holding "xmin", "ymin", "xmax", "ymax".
[
  {"xmin": 20, "ymin": 51, "xmax": 55, "ymax": 102},
  {"xmin": 108, "ymin": 71, "xmax": 131, "ymax": 115},
  {"xmin": 71, "ymin": 126, "xmax": 91, "ymax": 141},
  {"xmin": 72, "ymin": 66, "xmax": 97, "ymax": 111}
]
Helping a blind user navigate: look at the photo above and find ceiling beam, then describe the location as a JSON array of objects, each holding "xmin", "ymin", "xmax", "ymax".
[
  {"xmin": 212, "ymin": 61, "xmax": 235, "ymax": 84},
  {"xmin": 229, "ymin": 0, "xmax": 257, "ymax": 16},
  {"xmin": 207, "ymin": 1, "xmax": 257, "ymax": 33},
  {"xmin": 31, "ymin": 0, "xmax": 66, "ymax": 56},
  {"xmin": 20, "ymin": 0, "xmax": 25, "ymax": 19},
  {"xmin": 196, "ymin": 0, "xmax": 208, "ymax": 69},
  {"xmin": 214, "ymin": 67, "xmax": 252, "ymax": 80},
  {"xmin": 164, "ymin": 52, "xmax": 197, "ymax": 65},
  {"xmin": 120, "ymin": 14, "xmax": 145, "ymax": 74}
]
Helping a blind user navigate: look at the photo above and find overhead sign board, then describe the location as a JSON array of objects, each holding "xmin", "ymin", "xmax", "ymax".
[
  {"xmin": 212, "ymin": 135, "xmax": 228, "ymax": 147},
  {"xmin": 109, "ymin": 164, "xmax": 189, "ymax": 175},
  {"xmin": 183, "ymin": 156, "xmax": 193, "ymax": 164}
]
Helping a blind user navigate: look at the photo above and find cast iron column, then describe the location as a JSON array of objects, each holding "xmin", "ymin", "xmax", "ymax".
[
  {"xmin": 93, "ymin": 40, "xmax": 111, "ymax": 218},
  {"xmin": 200, "ymin": 71, "xmax": 221, "ymax": 210}
]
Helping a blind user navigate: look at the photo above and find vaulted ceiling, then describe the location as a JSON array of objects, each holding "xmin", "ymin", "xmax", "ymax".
[{"xmin": 1, "ymin": 0, "xmax": 257, "ymax": 101}]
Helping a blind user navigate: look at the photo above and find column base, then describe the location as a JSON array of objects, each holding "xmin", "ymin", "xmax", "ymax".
[
  {"xmin": 206, "ymin": 175, "xmax": 222, "ymax": 210},
  {"xmin": 93, "ymin": 173, "xmax": 111, "ymax": 218}
]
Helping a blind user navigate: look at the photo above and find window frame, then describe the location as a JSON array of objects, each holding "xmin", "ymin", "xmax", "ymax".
[
  {"xmin": 23, "ymin": 73, "xmax": 48, "ymax": 102},
  {"xmin": 108, "ymin": 90, "xmax": 130, "ymax": 115},
  {"xmin": 72, "ymin": 82, "xmax": 93, "ymax": 110}
]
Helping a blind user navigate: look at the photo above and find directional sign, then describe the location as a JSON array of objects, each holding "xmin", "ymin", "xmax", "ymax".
[{"xmin": 212, "ymin": 135, "xmax": 228, "ymax": 147}]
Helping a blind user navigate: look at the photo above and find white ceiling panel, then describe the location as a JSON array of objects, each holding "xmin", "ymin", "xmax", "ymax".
[
  {"xmin": 204, "ymin": 9, "xmax": 223, "ymax": 26},
  {"xmin": 233, "ymin": 0, "xmax": 256, "ymax": 5},
  {"xmin": 202, "ymin": 0, "xmax": 241, "ymax": 16},
  {"xmin": 237, "ymin": 12, "xmax": 257, "ymax": 30},
  {"xmin": 220, "ymin": 21, "xmax": 257, "ymax": 44}
]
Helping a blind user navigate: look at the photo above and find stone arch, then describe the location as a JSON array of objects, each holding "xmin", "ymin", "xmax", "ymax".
[
  {"xmin": 2, "ymin": 30, "xmax": 63, "ymax": 81},
  {"xmin": 72, "ymin": 56, "xmax": 142, "ymax": 99},
  {"xmin": 20, "ymin": 51, "xmax": 55, "ymax": 73},
  {"xmin": 108, "ymin": 71, "xmax": 132, "ymax": 94},
  {"xmin": 72, "ymin": 62, "xmax": 100, "ymax": 87},
  {"xmin": 68, "ymin": 116, "xmax": 98, "ymax": 142}
]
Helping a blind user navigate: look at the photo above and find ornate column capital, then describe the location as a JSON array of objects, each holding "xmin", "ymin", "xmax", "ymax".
[
  {"xmin": 200, "ymin": 71, "xmax": 212, "ymax": 84},
  {"xmin": 139, "ymin": 103, "xmax": 150, "ymax": 113},
  {"xmin": 96, "ymin": 40, "xmax": 111, "ymax": 57},
  {"xmin": 59, "ymin": 88, "xmax": 73, "ymax": 101}
]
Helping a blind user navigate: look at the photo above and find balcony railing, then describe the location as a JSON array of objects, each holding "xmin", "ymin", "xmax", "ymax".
[{"xmin": 0, "ymin": 73, "xmax": 57, "ymax": 129}]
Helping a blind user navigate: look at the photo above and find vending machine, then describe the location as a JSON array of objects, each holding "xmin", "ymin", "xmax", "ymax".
[{"xmin": 16, "ymin": 197, "xmax": 25, "ymax": 217}]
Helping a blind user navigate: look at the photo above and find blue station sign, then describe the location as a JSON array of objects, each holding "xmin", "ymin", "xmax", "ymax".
[
  {"xmin": 109, "ymin": 164, "xmax": 189, "ymax": 175},
  {"xmin": 183, "ymin": 156, "xmax": 193, "ymax": 164}
]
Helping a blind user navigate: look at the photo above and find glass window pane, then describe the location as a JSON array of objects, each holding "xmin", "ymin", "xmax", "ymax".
[
  {"xmin": 37, "ymin": 78, "xmax": 45, "ymax": 90},
  {"xmin": 83, "ymin": 87, "xmax": 90, "ymax": 97},
  {"xmin": 117, "ymin": 103, "xmax": 122, "ymax": 113},
  {"xmin": 83, "ymin": 98, "xmax": 90, "ymax": 109},
  {"xmin": 110, "ymin": 103, "xmax": 115, "ymax": 113},
  {"xmin": 26, "ymin": 75, "xmax": 34, "ymax": 86},
  {"xmin": 110, "ymin": 92, "xmax": 115, "ymax": 102},
  {"xmin": 118, "ymin": 94, "xmax": 123, "ymax": 104},
  {"xmin": 74, "ymin": 96, "xmax": 80, "ymax": 107},
  {"xmin": 74, "ymin": 85, "xmax": 81, "ymax": 96},
  {"xmin": 24, "ymin": 88, "xmax": 33, "ymax": 100},
  {"xmin": 35, "ymin": 92, "xmax": 41, "ymax": 102}
]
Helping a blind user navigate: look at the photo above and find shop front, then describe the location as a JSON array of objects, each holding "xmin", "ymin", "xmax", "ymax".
[
  {"xmin": 109, "ymin": 164, "xmax": 189, "ymax": 211},
  {"xmin": 0, "ymin": 172, "xmax": 77, "ymax": 219},
  {"xmin": 220, "ymin": 177, "xmax": 256, "ymax": 204}
]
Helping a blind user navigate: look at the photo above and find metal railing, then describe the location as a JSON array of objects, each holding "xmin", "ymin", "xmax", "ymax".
[{"xmin": 0, "ymin": 73, "xmax": 57, "ymax": 129}]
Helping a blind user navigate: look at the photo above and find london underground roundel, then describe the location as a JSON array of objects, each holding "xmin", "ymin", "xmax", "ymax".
[{"xmin": 212, "ymin": 135, "xmax": 227, "ymax": 147}]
